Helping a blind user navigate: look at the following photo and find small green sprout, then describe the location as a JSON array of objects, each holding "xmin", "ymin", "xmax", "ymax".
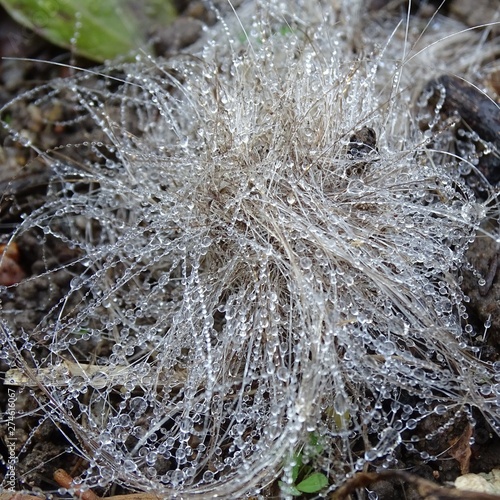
[{"xmin": 279, "ymin": 433, "xmax": 329, "ymax": 496}]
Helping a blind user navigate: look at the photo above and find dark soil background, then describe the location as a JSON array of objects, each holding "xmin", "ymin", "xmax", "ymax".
[{"xmin": 0, "ymin": 0, "xmax": 499, "ymax": 498}]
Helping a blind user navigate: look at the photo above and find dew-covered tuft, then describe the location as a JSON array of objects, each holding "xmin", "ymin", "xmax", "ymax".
[{"xmin": 1, "ymin": 0, "xmax": 499, "ymax": 497}]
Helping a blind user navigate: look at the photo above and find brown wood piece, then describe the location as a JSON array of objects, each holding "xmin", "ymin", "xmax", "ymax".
[
  {"xmin": 328, "ymin": 470, "xmax": 500, "ymax": 500},
  {"xmin": 0, "ymin": 494, "xmax": 44, "ymax": 500},
  {"xmin": 53, "ymin": 469, "xmax": 100, "ymax": 500}
]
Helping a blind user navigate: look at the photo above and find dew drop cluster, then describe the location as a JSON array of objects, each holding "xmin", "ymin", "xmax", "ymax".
[{"xmin": 1, "ymin": 0, "xmax": 499, "ymax": 497}]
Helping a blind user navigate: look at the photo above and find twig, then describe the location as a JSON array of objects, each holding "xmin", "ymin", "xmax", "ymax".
[{"xmin": 329, "ymin": 470, "xmax": 500, "ymax": 500}]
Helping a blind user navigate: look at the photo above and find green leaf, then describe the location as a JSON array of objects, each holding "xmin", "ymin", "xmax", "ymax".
[
  {"xmin": 0, "ymin": 0, "xmax": 177, "ymax": 62},
  {"xmin": 333, "ymin": 410, "xmax": 350, "ymax": 430},
  {"xmin": 291, "ymin": 452, "xmax": 303, "ymax": 482},
  {"xmin": 279, "ymin": 25, "xmax": 293, "ymax": 36},
  {"xmin": 309, "ymin": 432, "xmax": 324, "ymax": 454},
  {"xmin": 325, "ymin": 408, "xmax": 351, "ymax": 430},
  {"xmin": 278, "ymin": 481, "xmax": 302, "ymax": 497},
  {"xmin": 296, "ymin": 472, "xmax": 329, "ymax": 493}
]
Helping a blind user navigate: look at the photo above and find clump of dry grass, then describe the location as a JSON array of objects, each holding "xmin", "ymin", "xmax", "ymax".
[{"xmin": 1, "ymin": 1, "xmax": 499, "ymax": 497}]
